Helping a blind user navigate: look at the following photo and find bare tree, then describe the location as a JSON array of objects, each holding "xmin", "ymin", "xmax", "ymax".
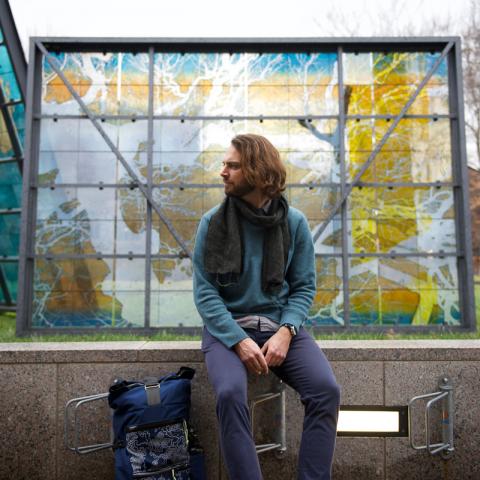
[{"xmin": 463, "ymin": 1, "xmax": 480, "ymax": 165}]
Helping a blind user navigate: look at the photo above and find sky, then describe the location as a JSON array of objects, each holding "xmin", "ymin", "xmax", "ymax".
[
  {"xmin": 8, "ymin": 0, "xmax": 479, "ymax": 167},
  {"xmin": 9, "ymin": 0, "xmax": 471, "ymax": 52}
]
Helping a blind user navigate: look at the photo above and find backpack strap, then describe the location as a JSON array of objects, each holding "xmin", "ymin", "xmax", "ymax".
[{"xmin": 143, "ymin": 376, "xmax": 161, "ymax": 406}]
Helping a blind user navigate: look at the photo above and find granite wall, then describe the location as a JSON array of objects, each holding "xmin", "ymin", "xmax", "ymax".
[{"xmin": 0, "ymin": 340, "xmax": 479, "ymax": 480}]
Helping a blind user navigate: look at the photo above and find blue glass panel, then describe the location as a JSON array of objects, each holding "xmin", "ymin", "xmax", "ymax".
[
  {"xmin": 0, "ymin": 261, "xmax": 18, "ymax": 302},
  {"xmin": 0, "ymin": 162, "xmax": 21, "ymax": 208},
  {"xmin": 0, "ymin": 46, "xmax": 21, "ymax": 102},
  {"xmin": 0, "ymin": 213, "xmax": 20, "ymax": 256},
  {"xmin": 0, "ymin": 27, "xmax": 24, "ymax": 307}
]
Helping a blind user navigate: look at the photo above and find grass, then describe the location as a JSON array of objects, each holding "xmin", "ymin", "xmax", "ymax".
[
  {"xmin": 1, "ymin": 286, "xmax": 479, "ymax": 343},
  {"xmin": 0, "ymin": 313, "xmax": 201, "ymax": 343}
]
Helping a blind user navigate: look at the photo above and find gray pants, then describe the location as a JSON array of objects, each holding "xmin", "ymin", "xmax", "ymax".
[{"xmin": 201, "ymin": 326, "xmax": 341, "ymax": 480}]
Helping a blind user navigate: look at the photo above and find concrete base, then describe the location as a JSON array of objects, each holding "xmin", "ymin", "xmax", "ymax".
[{"xmin": 0, "ymin": 340, "xmax": 479, "ymax": 479}]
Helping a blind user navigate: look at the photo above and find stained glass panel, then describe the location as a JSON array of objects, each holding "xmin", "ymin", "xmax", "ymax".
[
  {"xmin": 35, "ymin": 187, "xmax": 147, "ymax": 255},
  {"xmin": 25, "ymin": 44, "xmax": 469, "ymax": 330},
  {"xmin": 42, "ymin": 52, "xmax": 149, "ymax": 115},
  {"xmin": 345, "ymin": 119, "xmax": 452, "ymax": 183},
  {"xmin": 348, "ymin": 256, "xmax": 460, "ymax": 325},
  {"xmin": 32, "ymin": 258, "xmax": 145, "ymax": 327},
  {"xmin": 344, "ymin": 52, "xmax": 448, "ymax": 116}
]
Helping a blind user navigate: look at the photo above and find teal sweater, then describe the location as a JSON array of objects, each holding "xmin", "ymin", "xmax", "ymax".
[{"xmin": 192, "ymin": 204, "xmax": 316, "ymax": 348}]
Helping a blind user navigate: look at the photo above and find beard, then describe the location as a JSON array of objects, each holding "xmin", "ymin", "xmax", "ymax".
[{"xmin": 225, "ymin": 180, "xmax": 255, "ymax": 197}]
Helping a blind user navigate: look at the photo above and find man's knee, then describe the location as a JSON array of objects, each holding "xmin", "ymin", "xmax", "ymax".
[
  {"xmin": 303, "ymin": 377, "xmax": 341, "ymax": 409},
  {"xmin": 328, "ymin": 380, "xmax": 341, "ymax": 406},
  {"xmin": 215, "ymin": 383, "xmax": 248, "ymax": 407}
]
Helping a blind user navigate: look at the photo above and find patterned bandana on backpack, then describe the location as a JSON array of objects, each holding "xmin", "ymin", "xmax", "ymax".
[{"xmin": 108, "ymin": 367, "xmax": 206, "ymax": 480}]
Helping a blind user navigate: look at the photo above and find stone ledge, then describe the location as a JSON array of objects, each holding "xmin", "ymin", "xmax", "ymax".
[{"xmin": 0, "ymin": 339, "xmax": 479, "ymax": 363}]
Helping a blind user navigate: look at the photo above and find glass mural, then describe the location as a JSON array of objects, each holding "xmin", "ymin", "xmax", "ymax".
[
  {"xmin": 23, "ymin": 43, "xmax": 469, "ymax": 330},
  {"xmin": 0, "ymin": 23, "xmax": 24, "ymax": 308}
]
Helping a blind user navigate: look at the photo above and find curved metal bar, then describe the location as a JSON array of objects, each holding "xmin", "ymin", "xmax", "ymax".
[
  {"xmin": 65, "ymin": 393, "xmax": 109, "ymax": 451},
  {"xmin": 64, "ymin": 392, "xmax": 112, "ymax": 455},
  {"xmin": 408, "ymin": 391, "xmax": 442, "ymax": 450}
]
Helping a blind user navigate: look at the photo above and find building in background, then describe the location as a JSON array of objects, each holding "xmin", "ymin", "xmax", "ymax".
[
  {"xmin": 0, "ymin": 0, "xmax": 26, "ymax": 312},
  {"xmin": 14, "ymin": 38, "xmax": 476, "ymax": 335}
]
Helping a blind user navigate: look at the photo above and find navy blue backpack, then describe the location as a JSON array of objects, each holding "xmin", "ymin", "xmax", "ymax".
[{"xmin": 108, "ymin": 367, "xmax": 206, "ymax": 480}]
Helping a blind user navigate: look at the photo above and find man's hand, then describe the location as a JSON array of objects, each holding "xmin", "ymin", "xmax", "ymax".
[
  {"xmin": 234, "ymin": 338, "xmax": 269, "ymax": 375},
  {"xmin": 261, "ymin": 327, "xmax": 292, "ymax": 367}
]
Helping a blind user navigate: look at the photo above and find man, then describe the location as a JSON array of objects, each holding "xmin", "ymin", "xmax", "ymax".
[{"xmin": 193, "ymin": 133, "xmax": 340, "ymax": 480}]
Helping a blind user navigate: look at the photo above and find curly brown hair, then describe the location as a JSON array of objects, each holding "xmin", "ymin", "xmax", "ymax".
[{"xmin": 230, "ymin": 133, "xmax": 287, "ymax": 198}]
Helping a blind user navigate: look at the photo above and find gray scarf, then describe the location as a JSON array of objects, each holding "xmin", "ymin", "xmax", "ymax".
[{"xmin": 204, "ymin": 194, "xmax": 290, "ymax": 295}]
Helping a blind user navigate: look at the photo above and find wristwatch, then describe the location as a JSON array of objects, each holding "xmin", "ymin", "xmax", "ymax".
[{"xmin": 281, "ymin": 323, "xmax": 297, "ymax": 337}]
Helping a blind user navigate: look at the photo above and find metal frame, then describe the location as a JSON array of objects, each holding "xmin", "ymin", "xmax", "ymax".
[
  {"xmin": 408, "ymin": 376, "xmax": 454, "ymax": 459},
  {"xmin": 16, "ymin": 37, "xmax": 475, "ymax": 335}
]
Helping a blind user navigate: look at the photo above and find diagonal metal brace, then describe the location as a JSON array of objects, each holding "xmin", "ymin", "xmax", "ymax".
[
  {"xmin": 313, "ymin": 41, "xmax": 454, "ymax": 244},
  {"xmin": 36, "ymin": 41, "xmax": 192, "ymax": 259}
]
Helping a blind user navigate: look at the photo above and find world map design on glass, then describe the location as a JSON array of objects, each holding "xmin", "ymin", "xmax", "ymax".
[{"xmin": 35, "ymin": 49, "xmax": 459, "ymax": 328}]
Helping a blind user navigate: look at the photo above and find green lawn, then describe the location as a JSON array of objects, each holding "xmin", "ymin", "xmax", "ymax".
[{"xmin": 1, "ymin": 285, "xmax": 479, "ymax": 342}]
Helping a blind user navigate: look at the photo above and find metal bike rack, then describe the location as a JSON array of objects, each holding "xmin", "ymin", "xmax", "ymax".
[
  {"xmin": 64, "ymin": 391, "xmax": 113, "ymax": 455},
  {"xmin": 408, "ymin": 376, "xmax": 454, "ymax": 459},
  {"xmin": 250, "ymin": 380, "xmax": 287, "ymax": 458}
]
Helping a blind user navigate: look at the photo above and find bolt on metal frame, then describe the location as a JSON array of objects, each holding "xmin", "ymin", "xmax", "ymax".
[{"xmin": 16, "ymin": 37, "xmax": 476, "ymax": 336}]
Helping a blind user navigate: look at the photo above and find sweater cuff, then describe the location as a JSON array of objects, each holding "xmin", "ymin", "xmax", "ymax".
[
  {"xmin": 280, "ymin": 310, "xmax": 305, "ymax": 331},
  {"xmin": 223, "ymin": 327, "xmax": 249, "ymax": 349}
]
